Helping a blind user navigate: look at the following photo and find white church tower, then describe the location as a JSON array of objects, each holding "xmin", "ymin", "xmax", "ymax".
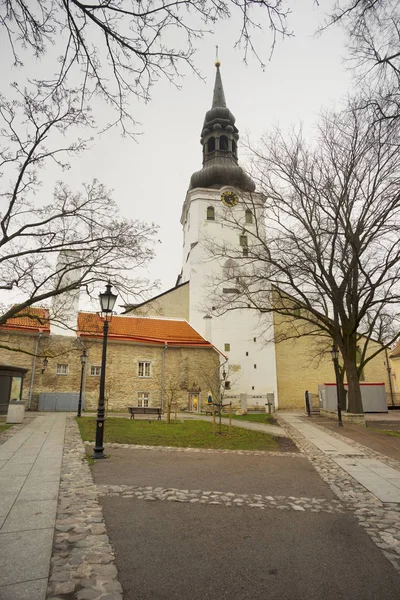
[{"xmin": 179, "ymin": 62, "xmax": 278, "ymax": 404}]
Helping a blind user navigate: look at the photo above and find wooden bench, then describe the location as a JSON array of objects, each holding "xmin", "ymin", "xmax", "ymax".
[{"xmin": 128, "ymin": 407, "xmax": 162, "ymax": 420}]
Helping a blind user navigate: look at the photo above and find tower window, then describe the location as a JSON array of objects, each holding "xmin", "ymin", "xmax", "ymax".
[
  {"xmin": 242, "ymin": 247, "xmax": 249, "ymax": 257},
  {"xmin": 220, "ymin": 135, "xmax": 229, "ymax": 151},
  {"xmin": 207, "ymin": 206, "xmax": 215, "ymax": 221},
  {"xmin": 224, "ymin": 343, "xmax": 230, "ymax": 352},
  {"xmin": 239, "ymin": 235, "xmax": 248, "ymax": 247},
  {"xmin": 225, "ymin": 381, "xmax": 231, "ymax": 390},
  {"xmin": 245, "ymin": 210, "xmax": 253, "ymax": 224},
  {"xmin": 207, "ymin": 137, "xmax": 216, "ymax": 153},
  {"xmin": 232, "ymin": 140, "xmax": 237, "ymax": 157},
  {"xmin": 254, "ymin": 364, "xmax": 257, "ymax": 369},
  {"xmin": 246, "ymin": 352, "xmax": 249, "ymax": 356},
  {"xmin": 253, "ymin": 337, "xmax": 257, "ymax": 342}
]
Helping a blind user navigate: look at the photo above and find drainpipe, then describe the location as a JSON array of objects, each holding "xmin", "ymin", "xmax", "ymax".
[
  {"xmin": 28, "ymin": 330, "xmax": 43, "ymax": 410},
  {"xmin": 161, "ymin": 343, "xmax": 168, "ymax": 412}
]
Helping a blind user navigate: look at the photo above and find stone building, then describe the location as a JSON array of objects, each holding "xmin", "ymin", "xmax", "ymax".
[{"xmin": 0, "ymin": 309, "xmax": 220, "ymax": 413}]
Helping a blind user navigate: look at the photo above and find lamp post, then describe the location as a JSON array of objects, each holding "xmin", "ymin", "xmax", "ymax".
[
  {"xmin": 93, "ymin": 281, "xmax": 117, "ymax": 460},
  {"xmin": 330, "ymin": 344, "xmax": 343, "ymax": 427},
  {"xmin": 77, "ymin": 350, "xmax": 88, "ymax": 418}
]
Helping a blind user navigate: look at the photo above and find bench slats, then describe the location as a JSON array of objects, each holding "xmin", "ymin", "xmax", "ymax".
[{"xmin": 128, "ymin": 407, "xmax": 162, "ymax": 420}]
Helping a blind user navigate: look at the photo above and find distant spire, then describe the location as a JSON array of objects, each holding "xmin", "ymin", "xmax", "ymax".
[{"xmin": 212, "ymin": 56, "xmax": 226, "ymax": 108}]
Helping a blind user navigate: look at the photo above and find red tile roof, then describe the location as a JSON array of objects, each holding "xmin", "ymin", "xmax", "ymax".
[
  {"xmin": 78, "ymin": 313, "xmax": 212, "ymax": 347},
  {"xmin": 1, "ymin": 307, "xmax": 50, "ymax": 332}
]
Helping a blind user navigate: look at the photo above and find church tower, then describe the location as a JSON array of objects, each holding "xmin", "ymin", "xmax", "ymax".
[{"xmin": 180, "ymin": 62, "xmax": 278, "ymax": 404}]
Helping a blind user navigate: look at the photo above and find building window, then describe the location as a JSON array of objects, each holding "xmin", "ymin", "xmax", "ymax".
[
  {"xmin": 254, "ymin": 364, "xmax": 257, "ymax": 369},
  {"xmin": 245, "ymin": 209, "xmax": 253, "ymax": 224},
  {"xmin": 138, "ymin": 392, "xmax": 149, "ymax": 407},
  {"xmin": 242, "ymin": 247, "xmax": 249, "ymax": 257},
  {"xmin": 56, "ymin": 364, "xmax": 68, "ymax": 375},
  {"xmin": 224, "ymin": 381, "xmax": 231, "ymax": 390},
  {"xmin": 232, "ymin": 140, "xmax": 237, "ymax": 158},
  {"xmin": 253, "ymin": 337, "xmax": 257, "ymax": 342},
  {"xmin": 207, "ymin": 137, "xmax": 215, "ymax": 153},
  {"xmin": 222, "ymin": 288, "xmax": 240, "ymax": 295},
  {"xmin": 239, "ymin": 235, "xmax": 248, "ymax": 247},
  {"xmin": 220, "ymin": 135, "xmax": 229, "ymax": 151},
  {"xmin": 90, "ymin": 366, "xmax": 101, "ymax": 376},
  {"xmin": 246, "ymin": 352, "xmax": 249, "ymax": 356},
  {"xmin": 252, "ymin": 386, "xmax": 255, "ymax": 390},
  {"xmin": 138, "ymin": 361, "xmax": 151, "ymax": 377},
  {"xmin": 207, "ymin": 206, "xmax": 215, "ymax": 221},
  {"xmin": 224, "ymin": 343, "xmax": 230, "ymax": 352}
]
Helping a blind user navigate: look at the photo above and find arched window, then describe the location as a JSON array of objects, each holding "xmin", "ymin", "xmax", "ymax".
[
  {"xmin": 245, "ymin": 209, "xmax": 253, "ymax": 224},
  {"xmin": 207, "ymin": 206, "xmax": 215, "ymax": 221},
  {"xmin": 232, "ymin": 140, "xmax": 237, "ymax": 157},
  {"xmin": 207, "ymin": 137, "xmax": 215, "ymax": 153},
  {"xmin": 220, "ymin": 135, "xmax": 229, "ymax": 151}
]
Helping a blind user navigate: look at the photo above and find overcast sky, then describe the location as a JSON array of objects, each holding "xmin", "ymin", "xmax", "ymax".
[{"xmin": 1, "ymin": 2, "xmax": 353, "ymax": 312}]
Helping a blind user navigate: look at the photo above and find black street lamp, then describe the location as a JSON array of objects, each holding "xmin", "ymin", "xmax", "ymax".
[
  {"xmin": 330, "ymin": 344, "xmax": 343, "ymax": 427},
  {"xmin": 93, "ymin": 281, "xmax": 117, "ymax": 460},
  {"xmin": 77, "ymin": 349, "xmax": 88, "ymax": 418}
]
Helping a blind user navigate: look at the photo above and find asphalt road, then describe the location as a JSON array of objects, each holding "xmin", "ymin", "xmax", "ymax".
[{"xmin": 92, "ymin": 449, "xmax": 400, "ymax": 600}]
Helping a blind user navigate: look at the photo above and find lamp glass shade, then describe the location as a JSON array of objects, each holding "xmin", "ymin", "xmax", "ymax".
[
  {"xmin": 42, "ymin": 357, "xmax": 48, "ymax": 368},
  {"xmin": 330, "ymin": 344, "xmax": 339, "ymax": 361},
  {"xmin": 80, "ymin": 352, "xmax": 88, "ymax": 365},
  {"xmin": 99, "ymin": 282, "xmax": 117, "ymax": 313}
]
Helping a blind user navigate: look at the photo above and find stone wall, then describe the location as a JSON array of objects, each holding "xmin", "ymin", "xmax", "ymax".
[
  {"xmin": 273, "ymin": 312, "xmax": 390, "ymax": 410},
  {"xmin": 0, "ymin": 330, "xmax": 219, "ymax": 412},
  {"xmin": 126, "ymin": 283, "xmax": 190, "ymax": 320}
]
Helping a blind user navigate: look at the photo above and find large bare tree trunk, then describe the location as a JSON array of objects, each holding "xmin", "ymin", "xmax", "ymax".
[{"xmin": 343, "ymin": 358, "xmax": 363, "ymax": 414}]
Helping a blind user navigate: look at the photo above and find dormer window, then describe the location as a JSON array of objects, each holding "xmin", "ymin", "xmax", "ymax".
[
  {"xmin": 207, "ymin": 206, "xmax": 215, "ymax": 221},
  {"xmin": 245, "ymin": 209, "xmax": 253, "ymax": 224},
  {"xmin": 220, "ymin": 135, "xmax": 229, "ymax": 151},
  {"xmin": 207, "ymin": 137, "xmax": 216, "ymax": 153}
]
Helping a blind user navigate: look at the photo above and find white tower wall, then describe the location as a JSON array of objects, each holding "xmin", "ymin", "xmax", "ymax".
[
  {"xmin": 51, "ymin": 250, "xmax": 81, "ymax": 336},
  {"xmin": 181, "ymin": 187, "xmax": 278, "ymax": 405}
]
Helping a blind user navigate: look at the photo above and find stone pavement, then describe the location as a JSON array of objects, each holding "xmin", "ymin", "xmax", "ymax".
[
  {"xmin": 0, "ymin": 414, "xmax": 66, "ymax": 600},
  {"xmin": 279, "ymin": 412, "xmax": 400, "ymax": 503},
  {"xmin": 277, "ymin": 411, "xmax": 400, "ymax": 574}
]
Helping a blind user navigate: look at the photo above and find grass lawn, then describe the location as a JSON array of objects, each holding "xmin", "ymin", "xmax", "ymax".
[
  {"xmin": 374, "ymin": 429, "xmax": 400, "ymax": 438},
  {"xmin": 0, "ymin": 424, "xmax": 12, "ymax": 433},
  {"xmin": 77, "ymin": 417, "xmax": 280, "ymax": 451},
  {"xmin": 220, "ymin": 413, "xmax": 276, "ymax": 425}
]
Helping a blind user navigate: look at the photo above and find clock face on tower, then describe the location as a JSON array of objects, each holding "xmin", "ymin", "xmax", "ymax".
[{"xmin": 221, "ymin": 190, "xmax": 239, "ymax": 207}]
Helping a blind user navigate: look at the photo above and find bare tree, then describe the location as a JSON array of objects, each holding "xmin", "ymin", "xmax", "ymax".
[
  {"xmin": 164, "ymin": 375, "xmax": 181, "ymax": 424},
  {"xmin": 0, "ymin": 85, "xmax": 158, "ymax": 335},
  {"xmin": 0, "ymin": 0, "xmax": 293, "ymax": 134},
  {"xmin": 325, "ymin": 0, "xmax": 400, "ymax": 123},
  {"xmin": 208, "ymin": 100, "xmax": 400, "ymax": 414}
]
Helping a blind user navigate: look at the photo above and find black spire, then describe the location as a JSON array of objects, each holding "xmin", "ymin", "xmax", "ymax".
[{"xmin": 189, "ymin": 62, "xmax": 255, "ymax": 192}]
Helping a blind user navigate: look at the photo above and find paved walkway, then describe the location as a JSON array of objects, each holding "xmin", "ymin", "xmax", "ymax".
[
  {"xmin": 0, "ymin": 414, "xmax": 66, "ymax": 600},
  {"xmin": 279, "ymin": 412, "xmax": 400, "ymax": 503}
]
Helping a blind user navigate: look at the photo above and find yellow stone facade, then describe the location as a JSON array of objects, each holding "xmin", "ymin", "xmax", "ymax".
[
  {"xmin": 0, "ymin": 330, "xmax": 219, "ymax": 412},
  {"xmin": 273, "ymin": 312, "xmax": 390, "ymax": 409},
  {"xmin": 127, "ymin": 282, "xmax": 190, "ymax": 320}
]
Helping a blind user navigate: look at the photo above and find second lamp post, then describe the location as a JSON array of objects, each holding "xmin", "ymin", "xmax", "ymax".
[{"xmin": 93, "ymin": 281, "xmax": 117, "ymax": 460}]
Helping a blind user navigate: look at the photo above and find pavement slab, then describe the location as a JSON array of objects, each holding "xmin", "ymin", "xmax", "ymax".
[{"xmin": 0, "ymin": 414, "xmax": 66, "ymax": 599}]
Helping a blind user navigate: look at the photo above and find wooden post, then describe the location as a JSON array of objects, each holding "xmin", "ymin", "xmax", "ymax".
[
  {"xmin": 212, "ymin": 404, "xmax": 216, "ymax": 435},
  {"xmin": 229, "ymin": 402, "xmax": 232, "ymax": 433}
]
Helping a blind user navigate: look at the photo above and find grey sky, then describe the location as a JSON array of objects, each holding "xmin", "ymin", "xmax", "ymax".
[{"xmin": 0, "ymin": 2, "xmax": 352, "ymax": 312}]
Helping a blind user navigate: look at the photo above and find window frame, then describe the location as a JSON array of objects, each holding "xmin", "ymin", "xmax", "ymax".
[
  {"xmin": 138, "ymin": 361, "xmax": 151, "ymax": 378},
  {"xmin": 245, "ymin": 209, "xmax": 253, "ymax": 224},
  {"xmin": 137, "ymin": 392, "xmax": 150, "ymax": 408},
  {"xmin": 90, "ymin": 365, "xmax": 101, "ymax": 376},
  {"xmin": 206, "ymin": 206, "xmax": 215, "ymax": 221},
  {"xmin": 56, "ymin": 363, "xmax": 68, "ymax": 376}
]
